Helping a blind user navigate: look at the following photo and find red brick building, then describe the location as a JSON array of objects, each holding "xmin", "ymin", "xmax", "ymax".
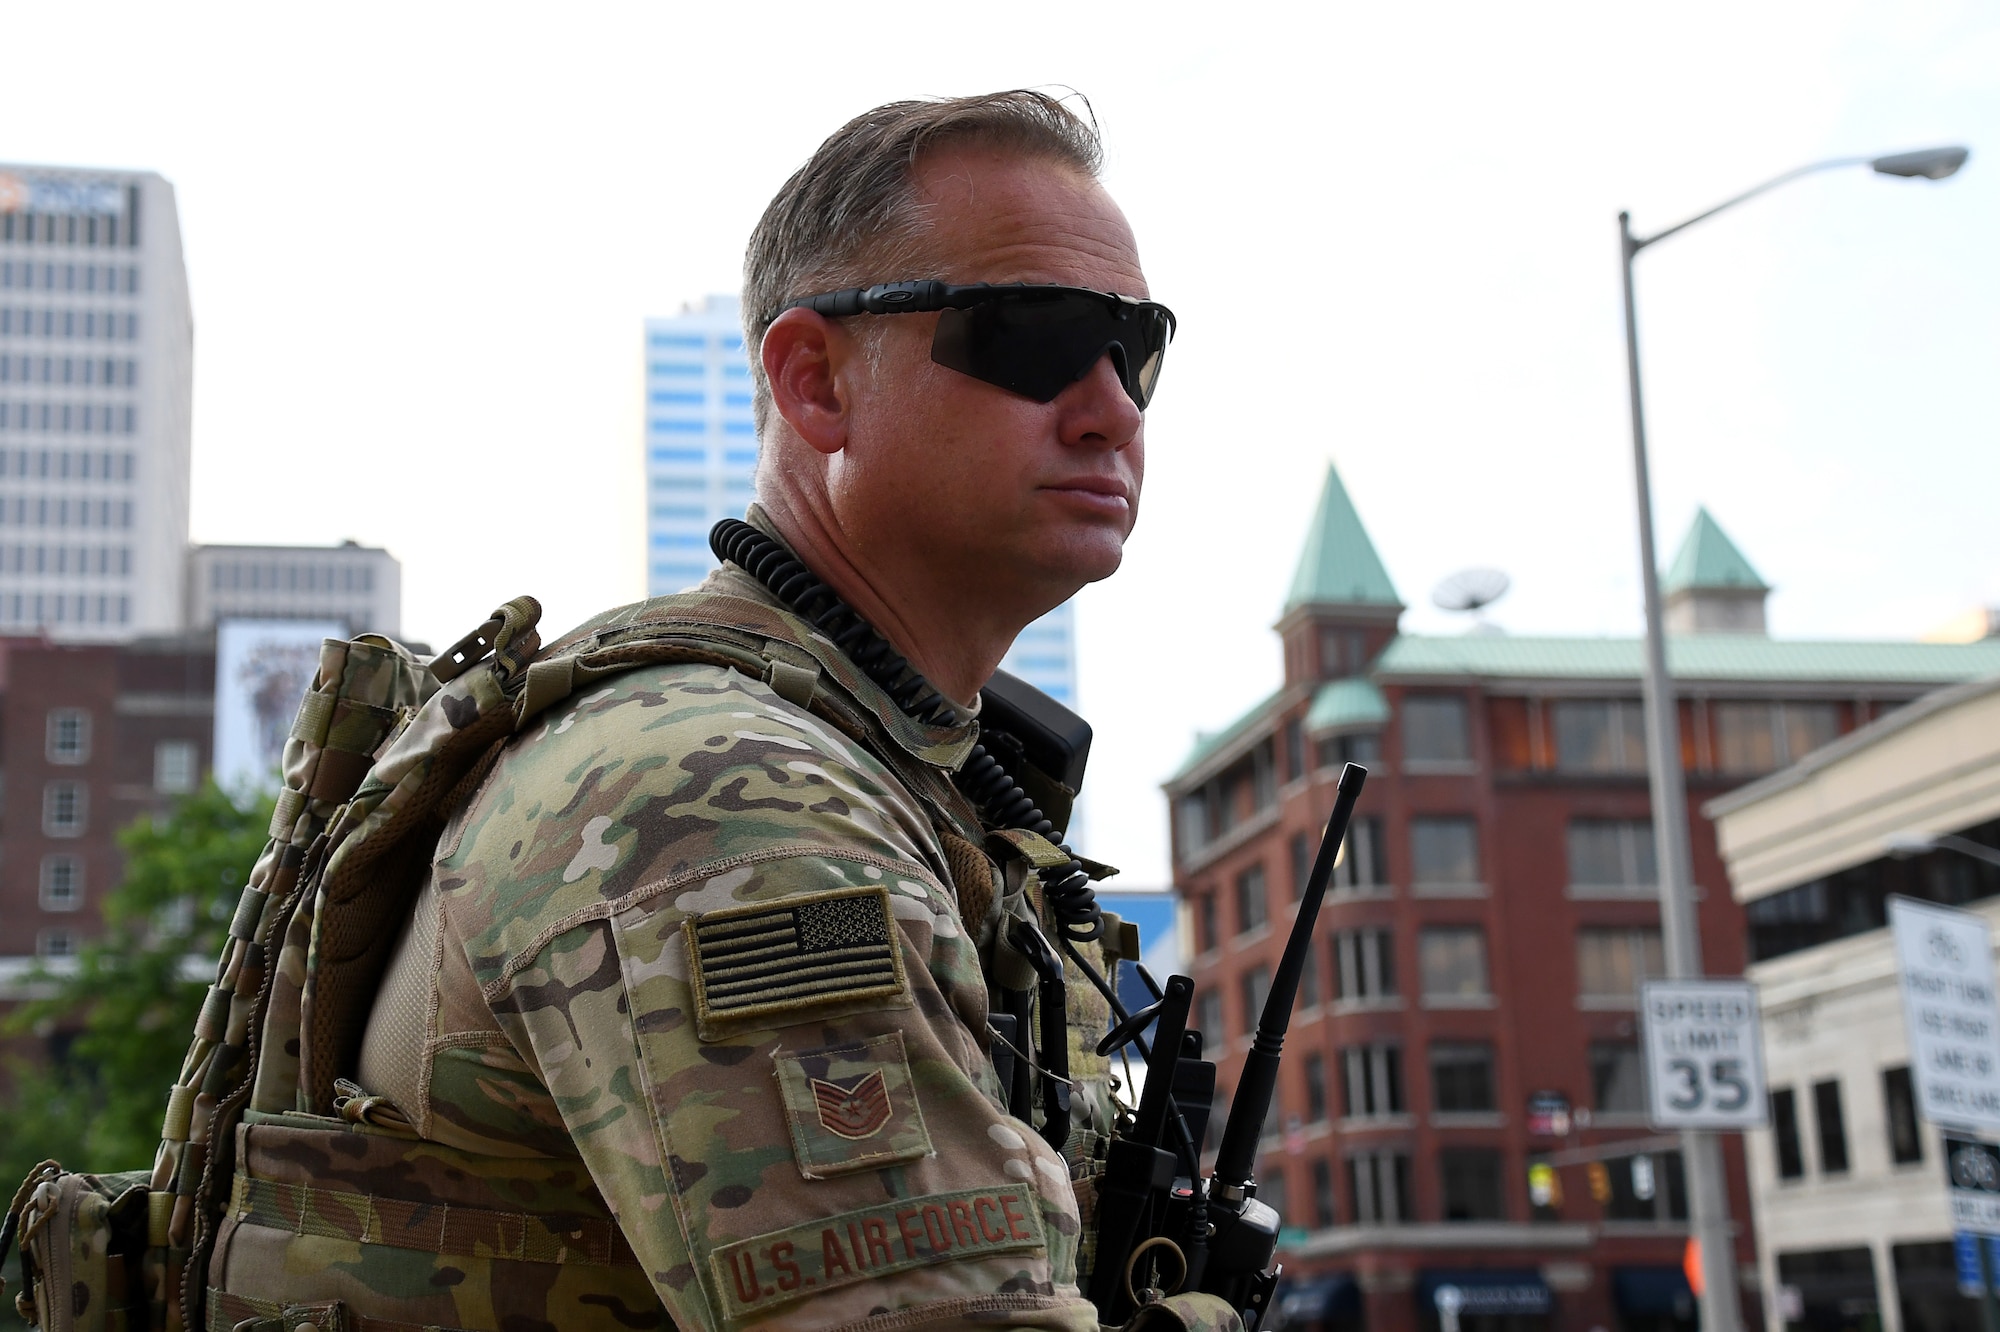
[
  {"xmin": 0, "ymin": 634, "xmax": 213, "ymax": 989},
  {"xmin": 1162, "ymin": 466, "xmax": 2000, "ymax": 1332}
]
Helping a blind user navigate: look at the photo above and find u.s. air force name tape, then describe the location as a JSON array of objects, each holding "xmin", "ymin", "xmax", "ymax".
[{"xmin": 708, "ymin": 1184, "xmax": 1046, "ymax": 1319}]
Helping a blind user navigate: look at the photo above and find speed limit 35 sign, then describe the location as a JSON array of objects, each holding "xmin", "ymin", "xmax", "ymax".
[{"xmin": 1641, "ymin": 979, "xmax": 1769, "ymax": 1129}]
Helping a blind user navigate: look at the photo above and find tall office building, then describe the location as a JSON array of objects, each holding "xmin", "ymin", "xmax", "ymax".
[
  {"xmin": 644, "ymin": 296, "xmax": 757, "ymax": 596},
  {"xmin": 187, "ymin": 541, "xmax": 402, "ymax": 638},
  {"xmin": 640, "ymin": 294, "xmax": 1079, "ymax": 700},
  {"xmin": 0, "ymin": 166, "xmax": 192, "ymax": 641}
]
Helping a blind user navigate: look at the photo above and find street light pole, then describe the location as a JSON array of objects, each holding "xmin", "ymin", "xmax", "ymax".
[
  {"xmin": 1617, "ymin": 144, "xmax": 1967, "ymax": 1332},
  {"xmin": 1618, "ymin": 207, "xmax": 1738, "ymax": 1332}
]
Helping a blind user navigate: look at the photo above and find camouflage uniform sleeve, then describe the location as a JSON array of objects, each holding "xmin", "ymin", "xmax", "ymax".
[{"xmin": 438, "ymin": 665, "xmax": 1102, "ymax": 1332}]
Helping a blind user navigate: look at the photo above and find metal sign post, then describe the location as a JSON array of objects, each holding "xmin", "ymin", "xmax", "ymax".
[{"xmin": 1640, "ymin": 980, "xmax": 1770, "ymax": 1129}]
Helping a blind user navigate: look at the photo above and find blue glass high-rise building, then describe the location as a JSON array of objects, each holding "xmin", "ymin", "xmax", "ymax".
[
  {"xmin": 640, "ymin": 292, "xmax": 1079, "ymax": 703},
  {"xmin": 644, "ymin": 296, "xmax": 757, "ymax": 595}
]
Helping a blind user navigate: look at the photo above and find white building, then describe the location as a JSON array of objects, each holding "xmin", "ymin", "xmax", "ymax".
[
  {"xmin": 640, "ymin": 293, "xmax": 1080, "ymax": 706},
  {"xmin": 0, "ymin": 165, "xmax": 192, "ymax": 640},
  {"xmin": 1707, "ymin": 675, "xmax": 2000, "ymax": 1332},
  {"xmin": 187, "ymin": 541, "xmax": 401, "ymax": 637}
]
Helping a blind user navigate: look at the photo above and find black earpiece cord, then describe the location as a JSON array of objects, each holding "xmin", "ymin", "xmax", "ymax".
[{"xmin": 709, "ymin": 518, "xmax": 1103, "ymax": 944}]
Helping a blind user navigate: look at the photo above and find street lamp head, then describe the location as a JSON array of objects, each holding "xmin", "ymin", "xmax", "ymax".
[
  {"xmin": 1871, "ymin": 146, "xmax": 1970, "ymax": 180},
  {"xmin": 1885, "ymin": 830, "xmax": 1938, "ymax": 859}
]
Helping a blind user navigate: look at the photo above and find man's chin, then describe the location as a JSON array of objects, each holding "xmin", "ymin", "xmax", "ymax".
[{"xmin": 1036, "ymin": 531, "xmax": 1127, "ymax": 588}]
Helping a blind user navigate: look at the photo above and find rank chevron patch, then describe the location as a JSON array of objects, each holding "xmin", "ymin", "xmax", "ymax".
[
  {"xmin": 774, "ymin": 1032, "xmax": 933, "ymax": 1178},
  {"xmin": 812, "ymin": 1070, "xmax": 891, "ymax": 1139}
]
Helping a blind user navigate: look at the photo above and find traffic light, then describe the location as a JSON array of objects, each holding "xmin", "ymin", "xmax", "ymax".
[
  {"xmin": 1587, "ymin": 1160, "xmax": 1612, "ymax": 1203},
  {"xmin": 1528, "ymin": 1162, "xmax": 1563, "ymax": 1209}
]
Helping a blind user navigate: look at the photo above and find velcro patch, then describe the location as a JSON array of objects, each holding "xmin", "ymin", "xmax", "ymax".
[
  {"xmin": 708, "ymin": 1185, "xmax": 1045, "ymax": 1321},
  {"xmin": 774, "ymin": 1032, "xmax": 932, "ymax": 1178},
  {"xmin": 684, "ymin": 885, "xmax": 908, "ymax": 1038}
]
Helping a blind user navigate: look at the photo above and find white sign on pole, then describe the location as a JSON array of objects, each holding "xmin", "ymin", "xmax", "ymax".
[
  {"xmin": 1890, "ymin": 896, "xmax": 2000, "ymax": 1133},
  {"xmin": 1640, "ymin": 979, "xmax": 1769, "ymax": 1129}
]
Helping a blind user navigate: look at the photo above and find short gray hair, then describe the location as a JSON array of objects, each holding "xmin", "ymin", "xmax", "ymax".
[{"xmin": 742, "ymin": 90, "xmax": 1103, "ymax": 435}]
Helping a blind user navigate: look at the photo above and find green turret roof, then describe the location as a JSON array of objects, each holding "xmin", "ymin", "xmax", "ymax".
[
  {"xmin": 1284, "ymin": 462, "xmax": 1402, "ymax": 611},
  {"xmin": 1664, "ymin": 507, "xmax": 1768, "ymax": 595}
]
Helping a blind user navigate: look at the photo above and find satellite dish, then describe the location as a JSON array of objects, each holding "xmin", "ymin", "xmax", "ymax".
[{"xmin": 1432, "ymin": 568, "xmax": 1511, "ymax": 614}]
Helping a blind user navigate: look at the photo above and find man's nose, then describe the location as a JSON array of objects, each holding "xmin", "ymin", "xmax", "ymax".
[{"xmin": 1056, "ymin": 352, "xmax": 1144, "ymax": 450}]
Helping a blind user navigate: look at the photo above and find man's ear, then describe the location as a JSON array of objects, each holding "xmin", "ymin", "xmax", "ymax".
[{"xmin": 762, "ymin": 308, "xmax": 851, "ymax": 456}]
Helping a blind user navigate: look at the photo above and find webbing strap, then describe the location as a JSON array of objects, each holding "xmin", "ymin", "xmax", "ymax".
[
  {"xmin": 204, "ymin": 1289, "xmax": 457, "ymax": 1332},
  {"xmin": 267, "ymin": 788, "xmax": 305, "ymax": 840},
  {"xmin": 227, "ymin": 1173, "xmax": 639, "ymax": 1268},
  {"xmin": 289, "ymin": 692, "xmax": 335, "ymax": 746}
]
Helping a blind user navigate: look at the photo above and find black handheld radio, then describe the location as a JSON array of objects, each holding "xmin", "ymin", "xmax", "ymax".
[{"xmin": 1088, "ymin": 762, "xmax": 1370, "ymax": 1328}]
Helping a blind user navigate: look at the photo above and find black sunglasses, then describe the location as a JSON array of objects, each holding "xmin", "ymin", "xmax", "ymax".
[{"xmin": 780, "ymin": 281, "xmax": 1176, "ymax": 409}]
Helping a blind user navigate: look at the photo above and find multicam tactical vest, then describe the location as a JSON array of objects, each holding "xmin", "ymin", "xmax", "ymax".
[{"xmin": 9, "ymin": 584, "xmax": 1120, "ymax": 1332}]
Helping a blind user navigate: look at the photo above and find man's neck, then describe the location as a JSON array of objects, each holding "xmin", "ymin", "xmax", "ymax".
[{"xmin": 754, "ymin": 495, "xmax": 1037, "ymax": 710}]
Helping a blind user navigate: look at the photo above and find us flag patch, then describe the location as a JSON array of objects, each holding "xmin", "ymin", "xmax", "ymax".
[{"xmin": 685, "ymin": 885, "xmax": 907, "ymax": 1035}]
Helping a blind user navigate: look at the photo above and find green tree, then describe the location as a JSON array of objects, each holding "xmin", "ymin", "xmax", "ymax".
[{"xmin": 1, "ymin": 782, "xmax": 274, "ymax": 1187}]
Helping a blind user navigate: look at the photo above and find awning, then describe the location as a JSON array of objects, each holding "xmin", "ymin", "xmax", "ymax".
[
  {"xmin": 1612, "ymin": 1267, "xmax": 1696, "ymax": 1318},
  {"xmin": 1275, "ymin": 1275, "xmax": 1360, "ymax": 1324},
  {"xmin": 1417, "ymin": 1270, "xmax": 1553, "ymax": 1317}
]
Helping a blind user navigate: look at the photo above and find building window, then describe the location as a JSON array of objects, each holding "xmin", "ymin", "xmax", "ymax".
[
  {"xmin": 1298, "ymin": 940, "xmax": 1321, "ymax": 1009},
  {"xmin": 1814, "ymin": 1079, "xmax": 1849, "ymax": 1174},
  {"xmin": 1567, "ymin": 819, "xmax": 1657, "ymax": 892},
  {"xmin": 1552, "ymin": 699, "xmax": 1647, "ymax": 774},
  {"xmin": 1197, "ymin": 894, "xmax": 1218, "ymax": 954},
  {"xmin": 1883, "ymin": 1066, "xmax": 1922, "ymax": 1165},
  {"xmin": 1576, "ymin": 927, "xmax": 1664, "ymax": 1003},
  {"xmin": 1411, "ymin": 816, "xmax": 1481, "ymax": 888},
  {"xmin": 1348, "ymin": 1149, "xmax": 1411, "ymax": 1224},
  {"xmin": 1284, "ymin": 716, "xmax": 1305, "ymax": 783},
  {"xmin": 1402, "ymin": 695, "xmax": 1471, "ymax": 764},
  {"xmin": 1715, "ymin": 701, "xmax": 1841, "ymax": 774},
  {"xmin": 45, "ymin": 708, "xmax": 89, "ymax": 764},
  {"xmin": 1290, "ymin": 831, "xmax": 1312, "ymax": 900},
  {"xmin": 1334, "ymin": 927, "xmax": 1397, "ymax": 1001},
  {"xmin": 1195, "ymin": 990, "xmax": 1224, "ymax": 1046},
  {"xmin": 1439, "ymin": 1148, "xmax": 1506, "ymax": 1221},
  {"xmin": 1258, "ymin": 1170, "xmax": 1288, "ymax": 1227},
  {"xmin": 1250, "ymin": 740, "xmax": 1278, "ymax": 812},
  {"xmin": 1305, "ymin": 1053, "xmax": 1330, "ymax": 1122},
  {"xmin": 1236, "ymin": 864, "xmax": 1268, "ymax": 935},
  {"xmin": 1772, "ymin": 1087, "xmax": 1805, "ymax": 1179},
  {"xmin": 39, "ymin": 856, "xmax": 82, "ymax": 912},
  {"xmin": 1319, "ymin": 731, "xmax": 1383, "ymax": 771},
  {"xmin": 1430, "ymin": 1042, "xmax": 1496, "ymax": 1113},
  {"xmin": 37, "ymin": 929, "xmax": 77, "ymax": 958},
  {"xmin": 1590, "ymin": 1042, "xmax": 1646, "ymax": 1113},
  {"xmin": 1312, "ymin": 1157, "xmax": 1337, "ymax": 1227},
  {"xmin": 1332, "ymin": 816, "xmax": 1388, "ymax": 891},
  {"xmin": 1341, "ymin": 1044, "xmax": 1405, "ymax": 1118},
  {"xmin": 154, "ymin": 740, "xmax": 198, "ymax": 794},
  {"xmin": 43, "ymin": 781, "xmax": 86, "ymax": 837},
  {"xmin": 1239, "ymin": 966, "xmax": 1270, "ymax": 1037},
  {"xmin": 1418, "ymin": 926, "xmax": 1489, "ymax": 1001},
  {"xmin": 1176, "ymin": 795, "xmax": 1212, "ymax": 857},
  {"xmin": 1321, "ymin": 627, "xmax": 1369, "ymax": 678}
]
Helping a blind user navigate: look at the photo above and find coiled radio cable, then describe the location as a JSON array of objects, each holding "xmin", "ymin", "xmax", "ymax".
[{"xmin": 710, "ymin": 518, "xmax": 1101, "ymax": 942}]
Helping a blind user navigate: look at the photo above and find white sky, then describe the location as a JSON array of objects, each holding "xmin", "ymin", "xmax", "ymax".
[{"xmin": 7, "ymin": 1, "xmax": 1995, "ymax": 888}]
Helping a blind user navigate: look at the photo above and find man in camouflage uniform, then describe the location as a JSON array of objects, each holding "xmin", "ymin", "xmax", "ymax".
[{"xmin": 348, "ymin": 92, "xmax": 1228, "ymax": 1332}]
